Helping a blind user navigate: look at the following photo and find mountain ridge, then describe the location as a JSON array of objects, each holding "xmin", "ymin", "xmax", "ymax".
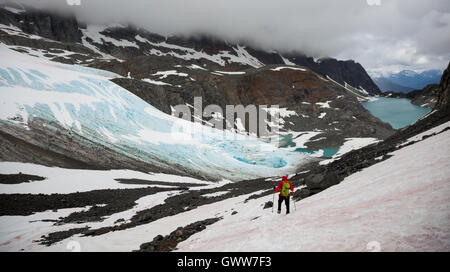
[
  {"xmin": 0, "ymin": 4, "xmax": 396, "ymax": 181},
  {"xmin": 373, "ymin": 69, "xmax": 442, "ymax": 93},
  {"xmin": 0, "ymin": 4, "xmax": 381, "ymax": 95}
]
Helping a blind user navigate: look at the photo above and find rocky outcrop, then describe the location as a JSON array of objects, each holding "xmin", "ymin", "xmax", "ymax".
[
  {"xmin": 137, "ymin": 218, "xmax": 222, "ymax": 252},
  {"xmin": 0, "ymin": 5, "xmax": 378, "ymax": 96},
  {"xmin": 158, "ymin": 35, "xmax": 380, "ymax": 95},
  {"xmin": 435, "ymin": 62, "xmax": 450, "ymax": 111},
  {"xmin": 0, "ymin": 173, "xmax": 45, "ymax": 184},
  {"xmin": 0, "ymin": 4, "xmax": 82, "ymax": 43},
  {"xmin": 382, "ymin": 84, "xmax": 439, "ymax": 108},
  {"xmin": 0, "ymin": 4, "xmax": 99, "ymax": 64},
  {"xmin": 409, "ymin": 84, "xmax": 439, "ymax": 108},
  {"xmin": 284, "ymin": 54, "xmax": 381, "ymax": 95}
]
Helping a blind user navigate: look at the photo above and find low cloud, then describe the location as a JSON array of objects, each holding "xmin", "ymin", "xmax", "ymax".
[{"xmin": 4, "ymin": 0, "xmax": 450, "ymax": 74}]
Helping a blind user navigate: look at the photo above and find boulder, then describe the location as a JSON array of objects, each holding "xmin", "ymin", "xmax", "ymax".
[{"xmin": 263, "ymin": 201, "xmax": 273, "ymax": 209}]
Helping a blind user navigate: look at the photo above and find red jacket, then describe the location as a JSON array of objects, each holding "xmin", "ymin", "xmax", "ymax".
[{"xmin": 274, "ymin": 176, "xmax": 294, "ymax": 196}]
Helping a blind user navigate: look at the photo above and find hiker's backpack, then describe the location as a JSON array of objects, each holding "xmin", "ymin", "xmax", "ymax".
[{"xmin": 281, "ymin": 181, "xmax": 291, "ymax": 197}]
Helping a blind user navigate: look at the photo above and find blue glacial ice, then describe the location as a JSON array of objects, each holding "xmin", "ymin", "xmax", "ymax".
[{"xmin": 0, "ymin": 45, "xmax": 308, "ymax": 181}]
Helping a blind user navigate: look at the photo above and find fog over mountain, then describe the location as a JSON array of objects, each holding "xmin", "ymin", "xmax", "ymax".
[{"xmin": 3, "ymin": 0, "xmax": 450, "ymax": 75}]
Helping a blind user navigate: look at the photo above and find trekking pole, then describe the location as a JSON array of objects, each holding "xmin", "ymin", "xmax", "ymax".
[
  {"xmin": 292, "ymin": 192, "xmax": 297, "ymax": 211},
  {"xmin": 272, "ymin": 190, "xmax": 275, "ymax": 213}
]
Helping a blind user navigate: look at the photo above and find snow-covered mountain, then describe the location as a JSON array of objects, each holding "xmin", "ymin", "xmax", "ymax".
[
  {"xmin": 0, "ymin": 3, "xmax": 380, "ymax": 94},
  {"xmin": 0, "ymin": 3, "xmax": 396, "ymax": 173},
  {"xmin": 372, "ymin": 77, "xmax": 414, "ymax": 93},
  {"xmin": 373, "ymin": 69, "xmax": 443, "ymax": 93}
]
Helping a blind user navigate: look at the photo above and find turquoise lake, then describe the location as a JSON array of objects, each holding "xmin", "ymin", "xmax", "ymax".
[
  {"xmin": 281, "ymin": 96, "xmax": 430, "ymax": 158},
  {"xmin": 295, "ymin": 147, "xmax": 339, "ymax": 158},
  {"xmin": 279, "ymin": 133, "xmax": 340, "ymax": 158},
  {"xmin": 362, "ymin": 97, "xmax": 431, "ymax": 129}
]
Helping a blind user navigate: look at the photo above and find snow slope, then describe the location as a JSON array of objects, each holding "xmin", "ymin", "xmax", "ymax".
[
  {"xmin": 0, "ymin": 44, "xmax": 306, "ymax": 181},
  {"xmin": 1, "ymin": 119, "xmax": 448, "ymax": 252},
  {"xmin": 320, "ymin": 137, "xmax": 380, "ymax": 165},
  {"xmin": 0, "ymin": 189, "xmax": 258, "ymax": 252},
  {"xmin": 0, "ymin": 162, "xmax": 230, "ymax": 252},
  {"xmin": 0, "ymin": 162, "xmax": 212, "ymax": 194},
  {"xmin": 175, "ymin": 129, "xmax": 450, "ymax": 252}
]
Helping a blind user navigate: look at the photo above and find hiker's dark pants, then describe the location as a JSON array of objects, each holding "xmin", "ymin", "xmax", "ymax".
[{"xmin": 278, "ymin": 195, "xmax": 290, "ymax": 214}]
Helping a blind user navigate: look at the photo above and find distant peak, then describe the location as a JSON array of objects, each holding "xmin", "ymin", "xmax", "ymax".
[{"xmin": 398, "ymin": 70, "xmax": 418, "ymax": 77}]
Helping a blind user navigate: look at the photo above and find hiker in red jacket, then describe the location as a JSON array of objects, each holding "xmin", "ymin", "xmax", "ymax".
[{"xmin": 274, "ymin": 176, "xmax": 294, "ymax": 214}]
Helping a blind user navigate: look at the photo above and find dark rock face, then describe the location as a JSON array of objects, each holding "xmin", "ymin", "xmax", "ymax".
[
  {"xmin": 0, "ymin": 32, "xmax": 98, "ymax": 64},
  {"xmin": 0, "ymin": 173, "xmax": 45, "ymax": 184},
  {"xmin": 409, "ymin": 84, "xmax": 439, "ymax": 108},
  {"xmin": 0, "ymin": 5, "xmax": 99, "ymax": 63},
  {"xmin": 167, "ymin": 35, "xmax": 234, "ymax": 55},
  {"xmin": 38, "ymin": 227, "xmax": 89, "ymax": 246},
  {"xmin": 293, "ymin": 187, "xmax": 311, "ymax": 200},
  {"xmin": 284, "ymin": 54, "xmax": 381, "ymax": 95},
  {"xmin": 382, "ymin": 84, "xmax": 439, "ymax": 108},
  {"xmin": 0, "ymin": 5, "xmax": 382, "ymax": 103},
  {"xmin": 304, "ymin": 172, "xmax": 338, "ymax": 190},
  {"xmin": 0, "ymin": 5, "xmax": 378, "ymax": 95},
  {"xmin": 0, "ymin": 186, "xmax": 176, "ymax": 218},
  {"xmin": 435, "ymin": 62, "xmax": 450, "ymax": 111},
  {"xmin": 263, "ymin": 201, "xmax": 273, "ymax": 209},
  {"xmin": 0, "ymin": 6, "xmax": 82, "ymax": 43},
  {"xmin": 137, "ymin": 217, "xmax": 221, "ymax": 252},
  {"xmin": 245, "ymin": 47, "xmax": 285, "ymax": 65}
]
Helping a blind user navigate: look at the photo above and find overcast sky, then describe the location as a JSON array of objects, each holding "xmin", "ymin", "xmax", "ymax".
[{"xmin": 7, "ymin": 0, "xmax": 450, "ymax": 76}]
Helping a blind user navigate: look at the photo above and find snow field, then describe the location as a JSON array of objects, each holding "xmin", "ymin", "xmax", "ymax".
[{"xmin": 176, "ymin": 129, "xmax": 450, "ymax": 251}]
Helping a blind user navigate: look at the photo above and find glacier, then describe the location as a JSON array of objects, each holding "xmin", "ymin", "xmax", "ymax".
[{"xmin": 0, "ymin": 45, "xmax": 307, "ymax": 181}]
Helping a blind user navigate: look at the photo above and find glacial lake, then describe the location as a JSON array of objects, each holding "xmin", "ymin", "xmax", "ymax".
[
  {"xmin": 362, "ymin": 97, "xmax": 432, "ymax": 129},
  {"xmin": 281, "ymin": 97, "xmax": 431, "ymax": 158},
  {"xmin": 279, "ymin": 133, "xmax": 340, "ymax": 158},
  {"xmin": 295, "ymin": 147, "xmax": 339, "ymax": 158}
]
